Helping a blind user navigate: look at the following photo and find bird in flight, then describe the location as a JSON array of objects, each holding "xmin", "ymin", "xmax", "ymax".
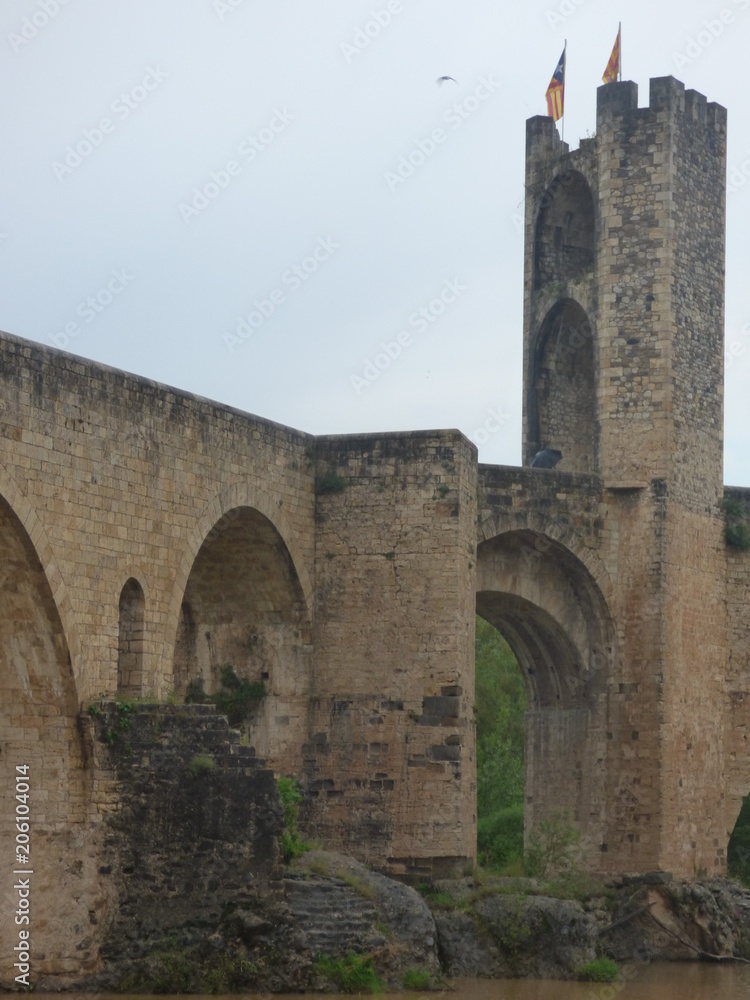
[{"xmin": 437, "ymin": 75, "xmax": 458, "ymax": 86}]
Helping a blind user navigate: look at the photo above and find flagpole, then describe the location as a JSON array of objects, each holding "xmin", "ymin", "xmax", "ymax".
[{"xmin": 618, "ymin": 22, "xmax": 622, "ymax": 81}]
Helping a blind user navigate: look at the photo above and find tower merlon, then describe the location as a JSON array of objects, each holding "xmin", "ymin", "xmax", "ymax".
[{"xmin": 596, "ymin": 75, "xmax": 726, "ymax": 136}]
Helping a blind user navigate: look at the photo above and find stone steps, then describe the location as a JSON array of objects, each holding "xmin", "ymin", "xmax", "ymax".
[
  {"xmin": 92, "ymin": 703, "xmax": 265, "ymax": 772},
  {"xmin": 283, "ymin": 873, "xmax": 386, "ymax": 957}
]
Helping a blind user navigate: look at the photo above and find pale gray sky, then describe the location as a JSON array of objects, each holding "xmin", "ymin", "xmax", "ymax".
[{"xmin": 2, "ymin": 1, "xmax": 750, "ymax": 482}]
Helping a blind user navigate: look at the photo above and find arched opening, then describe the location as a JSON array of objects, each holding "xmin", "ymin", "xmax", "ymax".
[
  {"xmin": 475, "ymin": 615, "xmax": 526, "ymax": 870},
  {"xmin": 0, "ymin": 494, "xmax": 90, "ymax": 979},
  {"xmin": 172, "ymin": 505, "xmax": 311, "ymax": 771},
  {"xmin": 528, "ymin": 298, "xmax": 597, "ymax": 472},
  {"xmin": 533, "ymin": 169, "xmax": 595, "ymax": 291},
  {"xmin": 117, "ymin": 578, "xmax": 145, "ymax": 698},
  {"xmin": 476, "ymin": 530, "xmax": 615, "ymax": 870}
]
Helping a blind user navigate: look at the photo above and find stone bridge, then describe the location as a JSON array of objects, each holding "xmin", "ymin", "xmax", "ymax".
[{"xmin": 3, "ymin": 74, "xmax": 750, "ymax": 985}]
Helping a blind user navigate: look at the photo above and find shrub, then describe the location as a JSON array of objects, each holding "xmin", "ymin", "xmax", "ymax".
[
  {"xmin": 403, "ymin": 968, "xmax": 431, "ymax": 990},
  {"xmin": 313, "ymin": 952, "xmax": 383, "ymax": 993},
  {"xmin": 184, "ymin": 666, "xmax": 266, "ymax": 725},
  {"xmin": 578, "ymin": 957, "xmax": 619, "ymax": 982},
  {"xmin": 524, "ymin": 812, "xmax": 581, "ymax": 878},
  {"xmin": 316, "ymin": 471, "xmax": 347, "ymax": 495},
  {"xmin": 212, "ymin": 665, "xmax": 266, "ymax": 725},
  {"xmin": 277, "ymin": 776, "xmax": 309, "ymax": 860},
  {"xmin": 188, "ymin": 754, "xmax": 215, "ymax": 778},
  {"xmin": 477, "ymin": 803, "xmax": 524, "ymax": 870}
]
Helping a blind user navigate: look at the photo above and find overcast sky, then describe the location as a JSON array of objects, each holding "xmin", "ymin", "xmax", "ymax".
[{"xmin": 3, "ymin": 1, "xmax": 750, "ymax": 483}]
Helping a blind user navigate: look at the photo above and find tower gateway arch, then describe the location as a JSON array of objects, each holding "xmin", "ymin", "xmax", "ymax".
[{"xmin": 3, "ymin": 75, "xmax": 750, "ymax": 988}]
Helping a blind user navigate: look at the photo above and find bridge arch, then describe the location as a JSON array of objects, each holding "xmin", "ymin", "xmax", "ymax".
[
  {"xmin": 0, "ymin": 488, "xmax": 90, "ymax": 970},
  {"xmin": 168, "ymin": 482, "xmax": 313, "ymax": 773},
  {"xmin": 476, "ymin": 528, "xmax": 616, "ymax": 867},
  {"xmin": 0, "ymin": 463, "xmax": 81, "ymax": 683}
]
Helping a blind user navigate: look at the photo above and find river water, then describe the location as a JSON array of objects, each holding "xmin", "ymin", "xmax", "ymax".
[{"xmin": 86, "ymin": 961, "xmax": 750, "ymax": 999}]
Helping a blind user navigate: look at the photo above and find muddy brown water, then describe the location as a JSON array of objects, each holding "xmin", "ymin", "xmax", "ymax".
[{"xmin": 64, "ymin": 961, "xmax": 750, "ymax": 999}]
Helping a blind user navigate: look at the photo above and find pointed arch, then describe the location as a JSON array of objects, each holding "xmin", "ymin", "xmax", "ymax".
[
  {"xmin": 527, "ymin": 298, "xmax": 598, "ymax": 472},
  {"xmin": 533, "ymin": 168, "xmax": 595, "ymax": 291},
  {"xmin": 0, "ymin": 488, "xmax": 86, "ymax": 973},
  {"xmin": 0, "ymin": 463, "xmax": 81, "ymax": 687},
  {"xmin": 476, "ymin": 528, "xmax": 617, "ymax": 867}
]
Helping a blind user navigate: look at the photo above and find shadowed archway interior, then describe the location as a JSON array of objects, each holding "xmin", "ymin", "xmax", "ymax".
[
  {"xmin": 172, "ymin": 504, "xmax": 312, "ymax": 771},
  {"xmin": 476, "ymin": 529, "xmax": 616, "ymax": 866}
]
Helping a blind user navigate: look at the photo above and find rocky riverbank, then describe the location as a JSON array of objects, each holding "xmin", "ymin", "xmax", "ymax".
[
  {"xmin": 76, "ymin": 850, "xmax": 750, "ymax": 993},
  {"xmin": 48, "ymin": 707, "xmax": 750, "ymax": 993}
]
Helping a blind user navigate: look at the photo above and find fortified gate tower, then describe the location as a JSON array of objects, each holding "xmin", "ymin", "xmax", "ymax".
[{"xmin": 518, "ymin": 77, "xmax": 729, "ymax": 872}]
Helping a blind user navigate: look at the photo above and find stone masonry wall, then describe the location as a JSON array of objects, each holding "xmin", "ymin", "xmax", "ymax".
[
  {"xmin": 0, "ymin": 330, "xmax": 317, "ymax": 706},
  {"xmin": 84, "ymin": 703, "xmax": 284, "ymax": 989},
  {"xmin": 304, "ymin": 431, "xmax": 478, "ymax": 878},
  {"xmin": 476, "ymin": 466, "xmax": 673, "ymax": 873}
]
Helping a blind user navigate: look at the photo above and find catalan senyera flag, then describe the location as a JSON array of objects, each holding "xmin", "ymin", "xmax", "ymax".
[
  {"xmin": 545, "ymin": 48, "xmax": 565, "ymax": 121},
  {"xmin": 602, "ymin": 26, "xmax": 621, "ymax": 84}
]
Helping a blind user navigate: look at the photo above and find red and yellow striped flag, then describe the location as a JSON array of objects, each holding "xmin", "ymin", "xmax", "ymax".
[
  {"xmin": 545, "ymin": 48, "xmax": 565, "ymax": 121},
  {"xmin": 602, "ymin": 26, "xmax": 621, "ymax": 84}
]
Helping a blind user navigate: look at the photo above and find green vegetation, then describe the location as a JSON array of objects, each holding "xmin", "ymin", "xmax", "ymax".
[
  {"xmin": 475, "ymin": 617, "xmax": 526, "ymax": 870},
  {"xmin": 475, "ymin": 619, "xmax": 585, "ymax": 883},
  {"xmin": 96, "ymin": 700, "xmax": 134, "ymax": 754},
  {"xmin": 724, "ymin": 495, "xmax": 750, "ymax": 550},
  {"xmin": 118, "ymin": 942, "xmax": 257, "ymax": 993},
  {"xmin": 316, "ymin": 471, "xmax": 347, "ymax": 494},
  {"xmin": 313, "ymin": 952, "xmax": 383, "ymax": 993},
  {"xmin": 185, "ymin": 665, "xmax": 266, "ymax": 725},
  {"xmin": 524, "ymin": 811, "xmax": 581, "ymax": 879},
  {"xmin": 728, "ymin": 792, "xmax": 750, "ymax": 884},
  {"xmin": 415, "ymin": 882, "xmax": 456, "ymax": 910},
  {"xmin": 402, "ymin": 968, "xmax": 432, "ymax": 990},
  {"xmin": 577, "ymin": 957, "xmax": 619, "ymax": 982},
  {"xmin": 278, "ymin": 776, "xmax": 310, "ymax": 861},
  {"xmin": 188, "ymin": 754, "xmax": 215, "ymax": 779}
]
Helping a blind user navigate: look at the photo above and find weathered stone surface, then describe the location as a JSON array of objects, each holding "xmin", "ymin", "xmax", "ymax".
[
  {"xmin": 602, "ymin": 877, "xmax": 750, "ymax": 963},
  {"xmin": 288, "ymin": 850, "xmax": 441, "ymax": 986},
  {"xmin": 434, "ymin": 891, "xmax": 597, "ymax": 978}
]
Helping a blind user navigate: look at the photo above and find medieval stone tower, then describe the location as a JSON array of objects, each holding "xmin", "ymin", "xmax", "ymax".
[{"xmin": 517, "ymin": 76, "xmax": 729, "ymax": 873}]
